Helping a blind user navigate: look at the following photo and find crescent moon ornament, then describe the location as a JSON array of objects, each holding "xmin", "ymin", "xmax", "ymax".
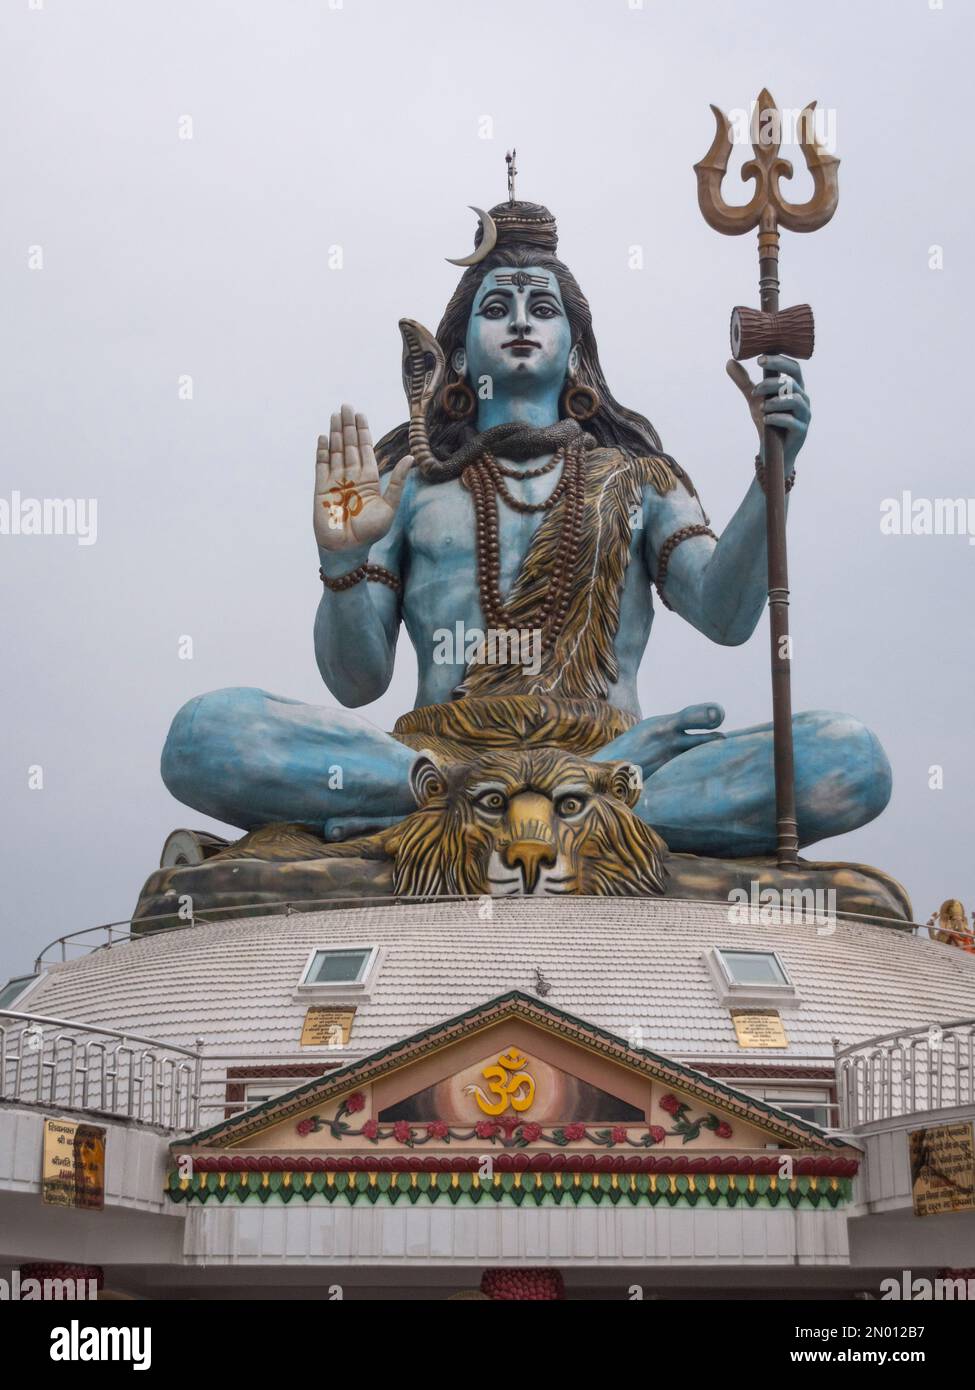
[{"xmin": 445, "ymin": 206, "xmax": 498, "ymax": 267}]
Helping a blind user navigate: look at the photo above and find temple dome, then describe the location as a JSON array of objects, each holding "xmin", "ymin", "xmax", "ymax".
[{"xmin": 21, "ymin": 899, "xmax": 975, "ymax": 1065}]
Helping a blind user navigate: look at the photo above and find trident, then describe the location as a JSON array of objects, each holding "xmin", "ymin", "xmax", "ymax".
[{"xmin": 694, "ymin": 88, "xmax": 839, "ymax": 868}]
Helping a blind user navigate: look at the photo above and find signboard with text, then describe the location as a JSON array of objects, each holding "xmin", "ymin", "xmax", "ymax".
[
  {"xmin": 300, "ymin": 1006, "xmax": 356, "ymax": 1047},
  {"xmin": 731, "ymin": 1009, "xmax": 789, "ymax": 1048},
  {"xmin": 910, "ymin": 1121, "xmax": 975, "ymax": 1216},
  {"xmin": 42, "ymin": 1118, "xmax": 106, "ymax": 1210}
]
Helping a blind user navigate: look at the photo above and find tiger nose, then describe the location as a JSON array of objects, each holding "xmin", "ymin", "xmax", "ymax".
[{"xmin": 502, "ymin": 839, "xmax": 557, "ymax": 894}]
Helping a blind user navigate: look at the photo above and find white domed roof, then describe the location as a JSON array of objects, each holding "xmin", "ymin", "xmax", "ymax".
[{"xmin": 20, "ymin": 899, "xmax": 975, "ymax": 1064}]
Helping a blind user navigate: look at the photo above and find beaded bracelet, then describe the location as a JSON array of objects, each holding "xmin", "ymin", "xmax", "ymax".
[
  {"xmin": 319, "ymin": 563, "xmax": 402, "ymax": 594},
  {"xmin": 654, "ymin": 523, "xmax": 717, "ymax": 611},
  {"xmin": 754, "ymin": 454, "xmax": 797, "ymax": 494}
]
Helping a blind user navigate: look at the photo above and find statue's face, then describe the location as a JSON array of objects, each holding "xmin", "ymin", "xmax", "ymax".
[{"xmin": 464, "ymin": 266, "xmax": 573, "ymax": 395}]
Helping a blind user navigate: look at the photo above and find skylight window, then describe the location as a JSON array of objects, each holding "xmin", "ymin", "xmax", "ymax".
[
  {"xmin": 0, "ymin": 975, "xmax": 39, "ymax": 1011},
  {"xmin": 704, "ymin": 947, "xmax": 798, "ymax": 1008},
  {"xmin": 715, "ymin": 949, "xmax": 790, "ymax": 987},
  {"xmin": 300, "ymin": 947, "xmax": 376, "ymax": 989}
]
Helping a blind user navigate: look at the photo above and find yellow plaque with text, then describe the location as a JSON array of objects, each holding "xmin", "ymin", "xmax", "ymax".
[
  {"xmin": 300, "ymin": 1006, "xmax": 356, "ymax": 1047},
  {"xmin": 731, "ymin": 1009, "xmax": 788, "ymax": 1048},
  {"xmin": 42, "ymin": 1118, "xmax": 106, "ymax": 1210},
  {"xmin": 910, "ymin": 1121, "xmax": 975, "ymax": 1216}
]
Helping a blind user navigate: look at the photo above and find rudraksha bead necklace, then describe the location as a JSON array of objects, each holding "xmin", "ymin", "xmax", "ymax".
[{"xmin": 462, "ymin": 445, "xmax": 585, "ymax": 651}]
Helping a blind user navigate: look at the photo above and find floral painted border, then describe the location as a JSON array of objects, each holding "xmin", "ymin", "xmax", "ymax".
[{"xmin": 294, "ymin": 1092, "xmax": 732, "ymax": 1148}]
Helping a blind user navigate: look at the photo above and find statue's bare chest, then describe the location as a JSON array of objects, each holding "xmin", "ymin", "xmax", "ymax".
[{"xmin": 408, "ymin": 462, "xmax": 562, "ymax": 581}]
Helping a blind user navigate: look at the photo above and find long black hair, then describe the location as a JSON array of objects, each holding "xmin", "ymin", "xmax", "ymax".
[{"xmin": 377, "ymin": 244, "xmax": 675, "ymax": 474}]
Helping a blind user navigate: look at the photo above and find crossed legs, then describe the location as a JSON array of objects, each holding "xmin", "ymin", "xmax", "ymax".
[{"xmin": 162, "ymin": 689, "xmax": 891, "ymax": 856}]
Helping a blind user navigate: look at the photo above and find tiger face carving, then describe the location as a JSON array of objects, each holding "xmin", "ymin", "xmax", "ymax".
[
  {"xmin": 135, "ymin": 744, "xmax": 911, "ymax": 928},
  {"xmin": 387, "ymin": 747, "xmax": 667, "ymax": 898}
]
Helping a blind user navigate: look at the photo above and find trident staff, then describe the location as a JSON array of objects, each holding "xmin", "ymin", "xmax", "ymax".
[{"xmin": 694, "ymin": 89, "xmax": 840, "ymax": 867}]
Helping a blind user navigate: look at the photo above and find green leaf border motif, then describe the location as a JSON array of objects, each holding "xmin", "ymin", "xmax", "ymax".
[{"xmin": 166, "ymin": 1170, "xmax": 851, "ymax": 1211}]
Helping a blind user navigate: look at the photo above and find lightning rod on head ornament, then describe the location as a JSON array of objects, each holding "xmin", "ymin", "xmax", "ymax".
[{"xmin": 694, "ymin": 89, "xmax": 840, "ymax": 867}]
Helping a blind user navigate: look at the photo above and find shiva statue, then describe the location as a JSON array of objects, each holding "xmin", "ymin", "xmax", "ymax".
[{"xmin": 145, "ymin": 165, "xmax": 900, "ymax": 920}]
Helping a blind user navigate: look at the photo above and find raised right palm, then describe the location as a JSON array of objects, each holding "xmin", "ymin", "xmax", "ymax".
[{"xmin": 314, "ymin": 403, "xmax": 413, "ymax": 551}]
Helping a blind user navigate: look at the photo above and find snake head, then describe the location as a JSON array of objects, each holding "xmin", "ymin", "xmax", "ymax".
[{"xmin": 398, "ymin": 318, "xmax": 445, "ymax": 417}]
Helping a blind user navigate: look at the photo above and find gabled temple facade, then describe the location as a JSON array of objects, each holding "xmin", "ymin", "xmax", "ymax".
[{"xmin": 169, "ymin": 991, "xmax": 858, "ymax": 1214}]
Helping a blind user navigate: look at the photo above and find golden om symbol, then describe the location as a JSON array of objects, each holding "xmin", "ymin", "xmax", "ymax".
[
  {"xmin": 465, "ymin": 1049, "xmax": 536, "ymax": 1116},
  {"xmin": 323, "ymin": 479, "xmax": 364, "ymax": 521}
]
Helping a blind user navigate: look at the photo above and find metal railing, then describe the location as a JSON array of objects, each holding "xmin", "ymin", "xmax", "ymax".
[
  {"xmin": 0, "ymin": 1009, "xmax": 346, "ymax": 1134},
  {"xmin": 34, "ymin": 920, "xmax": 145, "ymax": 969},
  {"xmin": 835, "ymin": 1018, "xmax": 975, "ymax": 1127},
  {"xmin": 0, "ymin": 1010, "xmax": 203, "ymax": 1131},
  {"xmin": 30, "ymin": 892, "xmax": 920, "ymax": 972},
  {"xmin": 32, "ymin": 896, "xmax": 499, "ymax": 969},
  {"xmin": 15, "ymin": 1003, "xmax": 973, "ymax": 1140}
]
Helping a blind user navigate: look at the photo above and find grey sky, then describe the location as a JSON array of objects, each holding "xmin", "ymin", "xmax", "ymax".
[{"xmin": 1, "ymin": 0, "xmax": 972, "ymax": 977}]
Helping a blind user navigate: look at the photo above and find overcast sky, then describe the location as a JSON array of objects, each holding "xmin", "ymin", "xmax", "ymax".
[{"xmin": 1, "ymin": 0, "xmax": 972, "ymax": 979}]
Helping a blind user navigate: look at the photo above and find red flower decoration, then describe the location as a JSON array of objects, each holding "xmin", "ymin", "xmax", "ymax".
[
  {"xmin": 658, "ymin": 1094, "xmax": 682, "ymax": 1116},
  {"xmin": 361, "ymin": 1119, "xmax": 380, "ymax": 1141},
  {"xmin": 476, "ymin": 1120, "xmax": 499, "ymax": 1140},
  {"xmin": 392, "ymin": 1121, "xmax": 413, "ymax": 1144},
  {"xmin": 520, "ymin": 1123, "xmax": 542, "ymax": 1142},
  {"xmin": 714, "ymin": 1121, "xmax": 733, "ymax": 1139},
  {"xmin": 564, "ymin": 1123, "xmax": 586, "ymax": 1142},
  {"xmin": 481, "ymin": 1267, "xmax": 565, "ymax": 1301},
  {"xmin": 426, "ymin": 1121, "xmax": 449, "ymax": 1139},
  {"xmin": 344, "ymin": 1092, "xmax": 366, "ymax": 1114},
  {"xmin": 611, "ymin": 1126, "xmax": 628, "ymax": 1143},
  {"xmin": 295, "ymin": 1117, "xmax": 316, "ymax": 1137},
  {"xmin": 647, "ymin": 1125, "xmax": 666, "ymax": 1144}
]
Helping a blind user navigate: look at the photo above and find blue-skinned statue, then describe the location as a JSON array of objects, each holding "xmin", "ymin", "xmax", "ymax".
[{"xmin": 138, "ymin": 191, "xmax": 908, "ymax": 926}]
